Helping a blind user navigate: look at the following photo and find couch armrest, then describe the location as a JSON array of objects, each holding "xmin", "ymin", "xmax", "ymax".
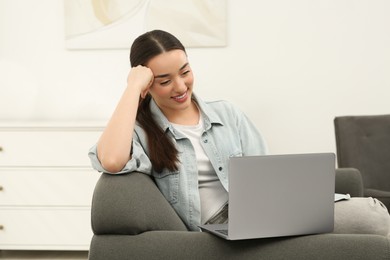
[
  {"xmin": 335, "ymin": 168, "xmax": 364, "ymax": 197},
  {"xmin": 91, "ymin": 172, "xmax": 188, "ymax": 235}
]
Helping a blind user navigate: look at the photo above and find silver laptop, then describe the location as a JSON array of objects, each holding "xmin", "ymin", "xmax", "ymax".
[{"xmin": 199, "ymin": 153, "xmax": 335, "ymax": 240}]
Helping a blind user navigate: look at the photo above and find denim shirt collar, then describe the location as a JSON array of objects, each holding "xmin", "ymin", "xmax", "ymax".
[{"xmin": 149, "ymin": 93, "xmax": 224, "ymax": 138}]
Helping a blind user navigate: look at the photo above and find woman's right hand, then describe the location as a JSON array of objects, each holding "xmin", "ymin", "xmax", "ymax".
[
  {"xmin": 127, "ymin": 65, "xmax": 154, "ymax": 98},
  {"xmin": 98, "ymin": 65, "xmax": 153, "ymax": 173}
]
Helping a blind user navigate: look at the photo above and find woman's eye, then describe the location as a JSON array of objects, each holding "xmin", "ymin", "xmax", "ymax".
[
  {"xmin": 160, "ymin": 80, "xmax": 171, "ymax": 86},
  {"xmin": 182, "ymin": 70, "xmax": 190, "ymax": 76}
]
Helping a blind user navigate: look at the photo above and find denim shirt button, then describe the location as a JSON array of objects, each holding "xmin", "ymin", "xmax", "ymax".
[
  {"xmin": 219, "ymin": 167, "xmax": 223, "ymax": 171},
  {"xmin": 203, "ymin": 139, "xmax": 208, "ymax": 143}
]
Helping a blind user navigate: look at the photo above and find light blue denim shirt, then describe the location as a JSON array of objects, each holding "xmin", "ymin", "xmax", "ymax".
[{"xmin": 88, "ymin": 94, "xmax": 267, "ymax": 231}]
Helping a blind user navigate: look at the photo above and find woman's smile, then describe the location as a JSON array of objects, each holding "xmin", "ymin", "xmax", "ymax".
[
  {"xmin": 172, "ymin": 90, "xmax": 188, "ymax": 103},
  {"xmin": 146, "ymin": 49, "xmax": 195, "ymax": 120}
]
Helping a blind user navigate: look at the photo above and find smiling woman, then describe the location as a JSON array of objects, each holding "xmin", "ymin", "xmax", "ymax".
[
  {"xmin": 88, "ymin": 30, "xmax": 267, "ymax": 230},
  {"xmin": 146, "ymin": 51, "xmax": 197, "ymax": 124},
  {"xmin": 125, "ymin": 30, "xmax": 198, "ymax": 173},
  {"xmin": 88, "ymin": 30, "xmax": 390, "ymax": 235}
]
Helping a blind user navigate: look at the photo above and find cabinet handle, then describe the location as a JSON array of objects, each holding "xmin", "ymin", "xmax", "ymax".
[
  {"xmin": 0, "ymin": 225, "xmax": 3, "ymax": 230},
  {"xmin": 0, "ymin": 186, "xmax": 3, "ymax": 191},
  {"xmin": 0, "ymin": 146, "xmax": 3, "ymax": 152}
]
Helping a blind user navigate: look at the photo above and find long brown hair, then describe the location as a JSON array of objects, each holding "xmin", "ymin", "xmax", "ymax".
[{"xmin": 130, "ymin": 30, "xmax": 186, "ymax": 173}]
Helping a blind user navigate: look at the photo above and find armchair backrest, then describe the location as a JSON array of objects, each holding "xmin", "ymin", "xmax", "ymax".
[{"xmin": 334, "ymin": 114, "xmax": 390, "ymax": 191}]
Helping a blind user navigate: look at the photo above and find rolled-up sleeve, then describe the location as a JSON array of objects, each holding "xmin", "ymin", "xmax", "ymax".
[
  {"xmin": 238, "ymin": 111, "xmax": 269, "ymax": 156},
  {"xmin": 88, "ymin": 139, "xmax": 152, "ymax": 175}
]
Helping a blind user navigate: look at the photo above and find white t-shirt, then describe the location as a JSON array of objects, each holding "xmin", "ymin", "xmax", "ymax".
[{"xmin": 171, "ymin": 115, "xmax": 228, "ymax": 224}]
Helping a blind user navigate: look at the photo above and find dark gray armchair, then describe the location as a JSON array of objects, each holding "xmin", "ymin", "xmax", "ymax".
[
  {"xmin": 88, "ymin": 169, "xmax": 390, "ymax": 260},
  {"xmin": 334, "ymin": 114, "xmax": 390, "ymax": 209}
]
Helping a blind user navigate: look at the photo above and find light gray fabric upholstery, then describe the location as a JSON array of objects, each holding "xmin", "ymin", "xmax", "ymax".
[
  {"xmin": 334, "ymin": 197, "xmax": 390, "ymax": 236},
  {"xmin": 89, "ymin": 171, "xmax": 390, "ymax": 260},
  {"xmin": 335, "ymin": 168, "xmax": 364, "ymax": 197},
  {"xmin": 91, "ymin": 172, "xmax": 187, "ymax": 235},
  {"xmin": 89, "ymin": 233, "xmax": 390, "ymax": 260},
  {"xmin": 334, "ymin": 114, "xmax": 390, "ymax": 208}
]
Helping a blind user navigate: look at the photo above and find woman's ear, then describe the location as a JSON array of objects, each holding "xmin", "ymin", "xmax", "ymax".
[{"xmin": 139, "ymin": 93, "xmax": 152, "ymax": 104}]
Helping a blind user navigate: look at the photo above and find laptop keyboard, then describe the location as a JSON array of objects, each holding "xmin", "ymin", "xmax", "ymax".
[{"xmin": 216, "ymin": 229, "xmax": 228, "ymax": 236}]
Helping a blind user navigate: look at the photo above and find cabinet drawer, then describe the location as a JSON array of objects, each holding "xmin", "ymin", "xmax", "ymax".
[
  {"xmin": 0, "ymin": 130, "xmax": 101, "ymax": 166},
  {"xmin": 0, "ymin": 207, "xmax": 92, "ymax": 250},
  {"xmin": 0, "ymin": 167, "xmax": 101, "ymax": 206}
]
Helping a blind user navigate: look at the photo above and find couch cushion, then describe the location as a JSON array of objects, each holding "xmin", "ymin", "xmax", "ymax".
[{"xmin": 89, "ymin": 232, "xmax": 390, "ymax": 260}]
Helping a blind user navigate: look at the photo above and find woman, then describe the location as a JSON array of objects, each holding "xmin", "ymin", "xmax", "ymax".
[
  {"xmin": 89, "ymin": 30, "xmax": 267, "ymax": 231},
  {"xmin": 89, "ymin": 30, "xmax": 390, "ymax": 235}
]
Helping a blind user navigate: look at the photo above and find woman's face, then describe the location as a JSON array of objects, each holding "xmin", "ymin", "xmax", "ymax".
[{"xmin": 146, "ymin": 49, "xmax": 194, "ymax": 119}]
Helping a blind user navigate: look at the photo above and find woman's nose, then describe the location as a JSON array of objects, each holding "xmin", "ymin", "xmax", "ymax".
[{"xmin": 173, "ymin": 77, "xmax": 187, "ymax": 92}]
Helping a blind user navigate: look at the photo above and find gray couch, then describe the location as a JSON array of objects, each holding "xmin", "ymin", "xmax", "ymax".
[
  {"xmin": 334, "ymin": 114, "xmax": 390, "ymax": 209},
  {"xmin": 88, "ymin": 169, "xmax": 390, "ymax": 260}
]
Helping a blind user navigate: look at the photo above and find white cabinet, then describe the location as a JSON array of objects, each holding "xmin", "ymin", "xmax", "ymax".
[{"xmin": 0, "ymin": 122, "xmax": 103, "ymax": 250}]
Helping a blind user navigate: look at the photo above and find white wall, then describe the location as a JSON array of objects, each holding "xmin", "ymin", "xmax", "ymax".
[{"xmin": 1, "ymin": 0, "xmax": 389, "ymax": 155}]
